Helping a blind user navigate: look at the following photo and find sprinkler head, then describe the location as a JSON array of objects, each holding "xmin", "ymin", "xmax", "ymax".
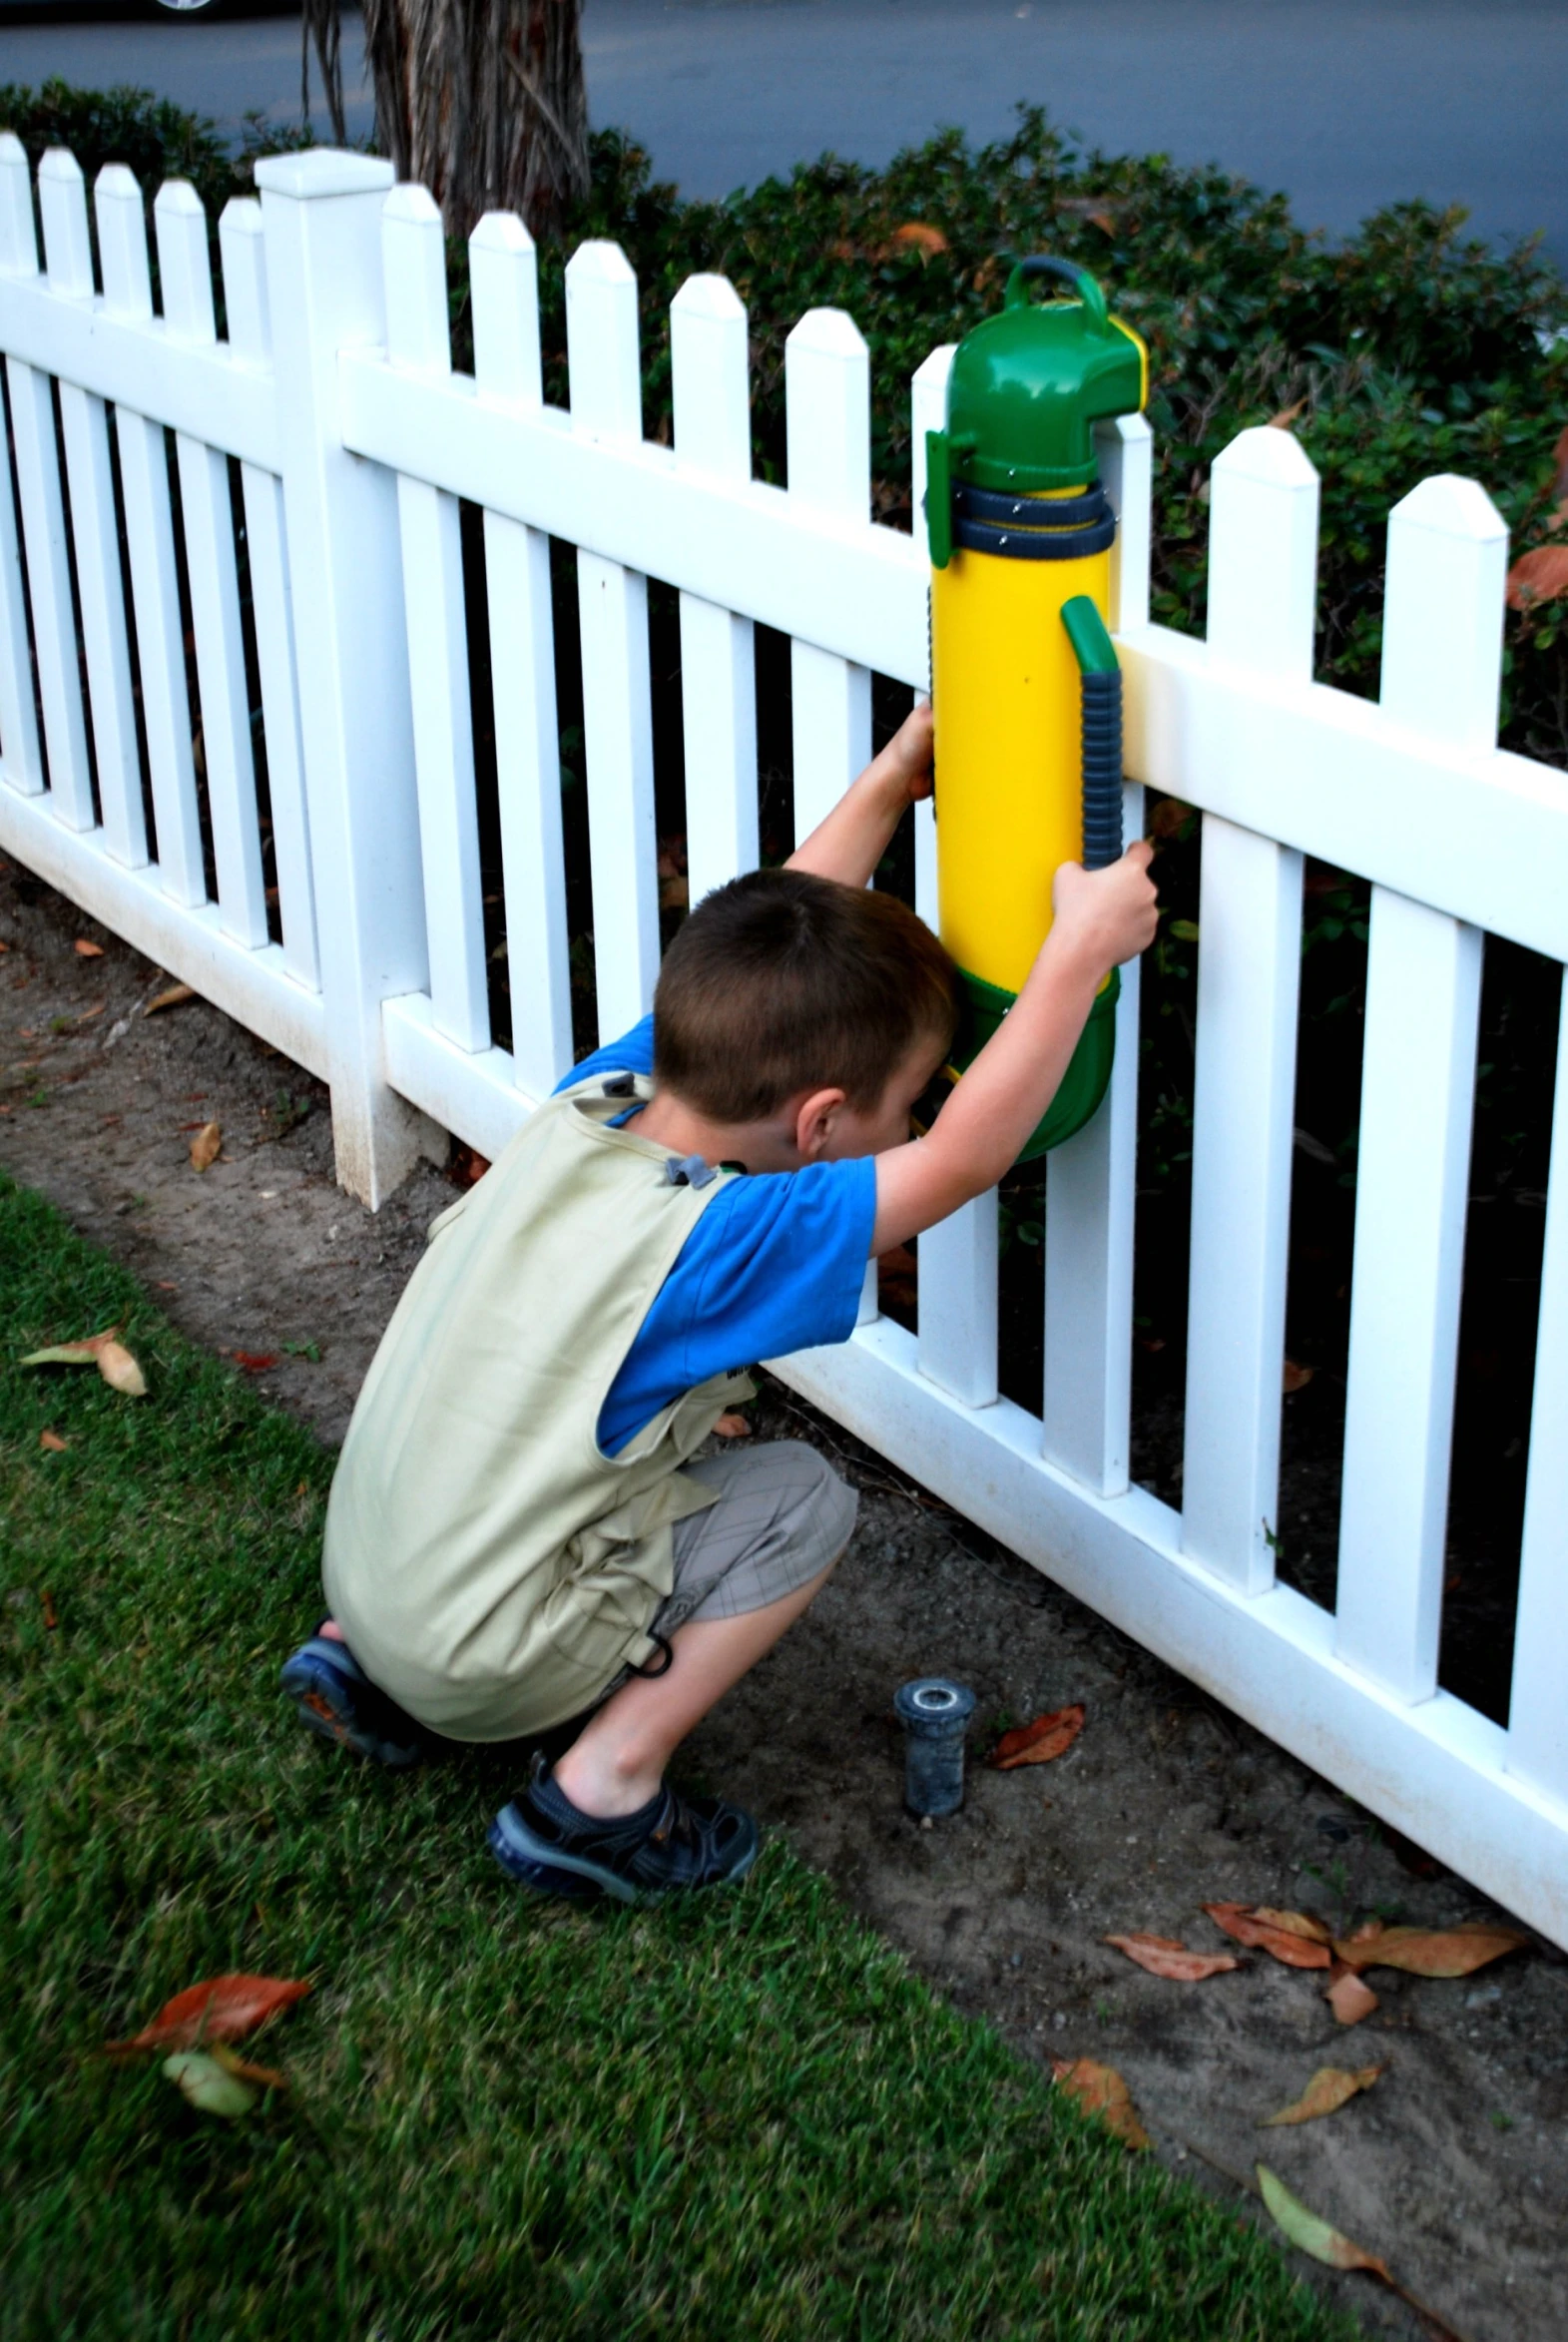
[{"xmin": 894, "ymin": 1677, "xmax": 977, "ymax": 1818}]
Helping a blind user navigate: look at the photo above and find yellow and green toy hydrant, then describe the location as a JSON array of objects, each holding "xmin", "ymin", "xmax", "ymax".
[{"xmin": 926, "ymin": 255, "xmax": 1147, "ymax": 1160}]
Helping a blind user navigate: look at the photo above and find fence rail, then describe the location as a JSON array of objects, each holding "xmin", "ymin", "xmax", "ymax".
[{"xmin": 1, "ymin": 141, "xmax": 1563, "ymax": 1947}]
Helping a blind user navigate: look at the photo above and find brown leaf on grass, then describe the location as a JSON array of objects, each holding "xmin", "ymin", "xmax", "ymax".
[
  {"xmin": 1330, "ymin": 1923, "xmax": 1528, "ymax": 1978},
  {"xmin": 1204, "ymin": 1903, "xmax": 1331, "ymax": 1970},
  {"xmin": 1506, "ymin": 544, "xmax": 1568, "ymax": 609},
  {"xmin": 1105, "ymin": 1934, "xmax": 1241, "ymax": 1982},
  {"xmin": 104, "ymin": 1974, "xmax": 311, "ymax": 2057},
  {"xmin": 39, "ymin": 1428, "xmax": 67, "ymax": 1453},
  {"xmin": 1282, "ymin": 1359, "xmax": 1314, "ymax": 1394},
  {"xmin": 991, "ymin": 1704, "xmax": 1085, "ymax": 1770},
  {"xmin": 73, "ymin": 938, "xmax": 104, "ymax": 957},
  {"xmin": 41, "ymin": 1589, "xmax": 57, "ymax": 1629},
  {"xmin": 1325, "ymin": 1968, "xmax": 1380, "ymax": 2026},
  {"xmin": 20, "ymin": 1326, "xmax": 145, "ymax": 1398},
  {"xmin": 891, "ymin": 221, "xmax": 948, "ymax": 257},
  {"xmin": 1053, "ymin": 2056, "xmax": 1151, "ymax": 2148},
  {"xmin": 1257, "ymin": 2163, "xmax": 1390, "ymax": 2277},
  {"xmin": 233, "ymin": 1351, "xmax": 280, "ymax": 1375},
  {"xmin": 712, "ymin": 1412, "xmax": 752, "ymax": 1438},
  {"xmin": 145, "ymin": 982, "xmax": 195, "ymax": 1015},
  {"xmin": 212, "ymin": 2043, "xmax": 288, "ymax": 2090},
  {"xmin": 1250, "ymin": 1907, "xmax": 1332, "ymax": 1944},
  {"xmin": 1261, "ymin": 2063, "xmax": 1386, "ymax": 2126},
  {"xmin": 189, "ymin": 1120, "xmax": 222, "ymax": 1171}
]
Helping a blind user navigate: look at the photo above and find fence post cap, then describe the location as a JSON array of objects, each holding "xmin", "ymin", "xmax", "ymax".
[
  {"xmin": 1212, "ymin": 420, "xmax": 1317, "ymax": 487},
  {"xmin": 383, "ymin": 181, "xmax": 441, "ymax": 228},
  {"xmin": 470, "ymin": 209, "xmax": 534, "ymax": 257},
  {"xmin": 254, "ymin": 150, "xmax": 396, "ymax": 201},
  {"xmin": 153, "ymin": 178, "xmax": 206, "ymax": 220},
  {"xmin": 1390, "ymin": 472, "xmax": 1506, "ymax": 544},
  {"xmin": 38, "ymin": 146, "xmax": 83, "ymax": 187},
  {"xmin": 566, "ymin": 239, "xmax": 636, "ymax": 286},
  {"xmin": 219, "ymin": 194, "xmax": 263, "ymax": 241},
  {"xmin": 786, "ymin": 304, "xmax": 868, "ymax": 359},
  {"xmin": 672, "ymin": 271, "xmax": 745, "ymax": 321}
]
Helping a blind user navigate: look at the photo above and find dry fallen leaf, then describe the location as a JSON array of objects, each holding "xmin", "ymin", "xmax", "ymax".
[
  {"xmin": 1261, "ymin": 2063, "xmax": 1385, "ymax": 2127},
  {"xmin": 1250, "ymin": 1906, "xmax": 1332, "ymax": 1944},
  {"xmin": 189, "ymin": 1120, "xmax": 222, "ymax": 1171},
  {"xmin": 1204, "ymin": 1902, "xmax": 1331, "ymax": 1970},
  {"xmin": 211, "ymin": 2043, "xmax": 288, "ymax": 2091},
  {"xmin": 1330, "ymin": 1923, "xmax": 1528, "ymax": 1978},
  {"xmin": 20, "ymin": 1326, "xmax": 146, "ymax": 1398},
  {"xmin": 1053, "ymin": 2056, "xmax": 1151, "ymax": 2148},
  {"xmin": 73, "ymin": 938, "xmax": 104, "ymax": 958},
  {"xmin": 39, "ymin": 1428, "xmax": 67, "ymax": 1453},
  {"xmin": 1257, "ymin": 2163, "xmax": 1389, "ymax": 2277},
  {"xmin": 1282, "ymin": 1359, "xmax": 1314, "ymax": 1395},
  {"xmin": 1506, "ymin": 543, "xmax": 1568, "ymax": 610},
  {"xmin": 1325, "ymin": 1969, "xmax": 1380, "ymax": 2026},
  {"xmin": 1105, "ymin": 1933, "xmax": 1241, "ymax": 1982},
  {"xmin": 233, "ymin": 1351, "xmax": 280, "ymax": 1375},
  {"xmin": 991, "ymin": 1704, "xmax": 1086, "ymax": 1770},
  {"xmin": 104, "ymin": 1974, "xmax": 311, "ymax": 2057},
  {"xmin": 40, "ymin": 1589, "xmax": 57, "ymax": 1630},
  {"xmin": 712, "ymin": 1412, "xmax": 752, "ymax": 1439},
  {"xmin": 162, "ymin": 2049, "xmax": 257, "ymax": 2119},
  {"xmin": 145, "ymin": 982, "xmax": 196, "ymax": 1015}
]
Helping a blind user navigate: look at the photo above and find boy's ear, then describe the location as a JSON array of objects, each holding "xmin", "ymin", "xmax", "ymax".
[{"xmin": 792, "ymin": 1086, "xmax": 847, "ymax": 1159}]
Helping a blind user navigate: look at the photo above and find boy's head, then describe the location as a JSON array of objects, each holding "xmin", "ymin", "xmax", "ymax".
[{"xmin": 653, "ymin": 868, "xmax": 960, "ymax": 1158}]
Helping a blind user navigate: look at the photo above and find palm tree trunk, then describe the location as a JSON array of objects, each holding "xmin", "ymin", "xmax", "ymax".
[{"xmin": 361, "ymin": 0, "xmax": 591, "ymax": 242}]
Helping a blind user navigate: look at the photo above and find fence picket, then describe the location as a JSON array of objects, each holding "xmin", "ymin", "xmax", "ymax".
[
  {"xmin": 673, "ymin": 274, "xmax": 758, "ymax": 910},
  {"xmin": 38, "ymin": 151, "xmax": 146, "ymax": 867},
  {"xmin": 0, "ymin": 138, "xmax": 91, "ymax": 825},
  {"xmin": 382, "ymin": 186, "xmax": 488, "ymax": 1053},
  {"xmin": 785, "ymin": 309, "xmax": 872, "ymax": 845},
  {"xmin": 471, "ymin": 211, "xmax": 572, "ymax": 1097},
  {"xmin": 1180, "ymin": 427, "xmax": 1313, "ymax": 1586},
  {"xmin": 567, "ymin": 241, "xmax": 658, "ymax": 1041},
  {"xmin": 219, "ymin": 197, "xmax": 318, "ymax": 988},
  {"xmin": 1334, "ymin": 477, "xmax": 1500, "ymax": 1699},
  {"xmin": 1508, "ymin": 986, "xmax": 1568, "ymax": 1805},
  {"xmin": 94, "ymin": 166, "xmax": 206, "ymax": 906},
  {"xmin": 0, "ymin": 167, "xmax": 40, "ymax": 796},
  {"xmin": 155, "ymin": 181, "xmax": 268, "ymax": 945},
  {"xmin": 1040, "ymin": 414, "xmax": 1157, "ymax": 1494}
]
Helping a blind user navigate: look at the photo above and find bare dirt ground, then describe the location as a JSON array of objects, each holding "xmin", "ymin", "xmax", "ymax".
[{"xmin": 3, "ymin": 853, "xmax": 1564, "ymax": 2342}]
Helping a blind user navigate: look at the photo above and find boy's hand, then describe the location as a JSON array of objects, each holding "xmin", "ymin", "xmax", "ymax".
[
  {"xmin": 1046, "ymin": 839, "xmax": 1159, "ymax": 978},
  {"xmin": 869, "ymin": 700, "xmax": 934, "ymax": 813}
]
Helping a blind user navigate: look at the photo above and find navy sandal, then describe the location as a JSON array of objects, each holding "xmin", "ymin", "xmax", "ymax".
[
  {"xmin": 488, "ymin": 1754, "xmax": 759, "ymax": 1906},
  {"xmin": 280, "ymin": 1630, "xmax": 426, "ymax": 1769}
]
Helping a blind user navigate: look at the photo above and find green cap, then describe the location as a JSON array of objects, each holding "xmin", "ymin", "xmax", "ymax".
[{"xmin": 943, "ymin": 258, "xmax": 1145, "ymax": 494}]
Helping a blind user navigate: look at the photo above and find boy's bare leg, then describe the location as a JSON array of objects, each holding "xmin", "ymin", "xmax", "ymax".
[{"xmin": 550, "ymin": 1560, "xmax": 836, "ymax": 1819}]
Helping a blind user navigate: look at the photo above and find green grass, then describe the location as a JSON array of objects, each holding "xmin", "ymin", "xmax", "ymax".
[{"xmin": 0, "ymin": 1174, "xmax": 1360, "ymax": 2341}]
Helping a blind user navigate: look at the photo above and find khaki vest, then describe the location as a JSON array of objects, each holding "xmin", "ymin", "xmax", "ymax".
[{"xmin": 321, "ymin": 1073, "xmax": 750, "ymax": 1739}]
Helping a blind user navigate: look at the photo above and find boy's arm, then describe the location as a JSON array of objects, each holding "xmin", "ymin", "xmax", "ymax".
[
  {"xmin": 871, "ymin": 844, "xmax": 1159, "ymax": 1255},
  {"xmin": 786, "ymin": 703, "xmax": 932, "ymax": 891}
]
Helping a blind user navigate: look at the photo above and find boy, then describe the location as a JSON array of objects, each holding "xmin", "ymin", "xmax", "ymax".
[{"xmin": 282, "ymin": 705, "xmax": 1158, "ymax": 1905}]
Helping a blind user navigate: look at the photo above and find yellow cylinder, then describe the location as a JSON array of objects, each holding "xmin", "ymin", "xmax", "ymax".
[{"xmin": 931, "ymin": 507, "xmax": 1111, "ymax": 1000}]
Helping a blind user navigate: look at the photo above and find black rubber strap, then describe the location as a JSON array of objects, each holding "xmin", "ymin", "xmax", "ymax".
[
  {"xmin": 953, "ymin": 508, "xmax": 1117, "ymax": 561},
  {"xmin": 1080, "ymin": 668, "xmax": 1124, "ymax": 870},
  {"xmin": 954, "ymin": 482, "xmax": 1111, "ymax": 530}
]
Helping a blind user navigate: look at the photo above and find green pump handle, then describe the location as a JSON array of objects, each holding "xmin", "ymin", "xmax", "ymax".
[
  {"xmin": 1004, "ymin": 255, "xmax": 1111, "ymax": 332},
  {"xmin": 1061, "ymin": 595, "xmax": 1124, "ymax": 870}
]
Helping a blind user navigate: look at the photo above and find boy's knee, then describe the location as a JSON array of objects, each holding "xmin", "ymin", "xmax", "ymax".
[{"xmin": 775, "ymin": 1439, "xmax": 858, "ymax": 1561}]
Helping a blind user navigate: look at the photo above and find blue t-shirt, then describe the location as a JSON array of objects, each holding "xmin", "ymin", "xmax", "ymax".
[{"xmin": 557, "ymin": 1016, "xmax": 875, "ymax": 1454}]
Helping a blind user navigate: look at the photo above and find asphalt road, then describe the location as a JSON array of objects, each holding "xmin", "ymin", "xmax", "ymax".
[{"xmin": 1, "ymin": 0, "xmax": 1563, "ymax": 266}]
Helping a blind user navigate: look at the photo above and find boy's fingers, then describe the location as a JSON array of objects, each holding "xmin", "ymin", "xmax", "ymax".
[{"xmin": 1126, "ymin": 837, "xmax": 1156, "ymax": 871}]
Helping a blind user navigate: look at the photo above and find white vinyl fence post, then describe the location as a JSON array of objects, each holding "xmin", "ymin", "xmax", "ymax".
[
  {"xmin": 785, "ymin": 308, "xmax": 872, "ymax": 844},
  {"xmin": 0, "ymin": 136, "xmax": 89, "ymax": 820},
  {"xmin": 567, "ymin": 240, "xmax": 659, "ymax": 1043},
  {"xmin": 470, "ymin": 210, "xmax": 572, "ymax": 1099},
  {"xmin": 382, "ymin": 182, "xmax": 488, "ymax": 1054},
  {"xmin": 1333, "ymin": 475, "xmax": 1499, "ymax": 1700},
  {"xmin": 672, "ymin": 273, "xmax": 758, "ymax": 908},
  {"xmin": 911, "ymin": 339, "xmax": 997, "ymax": 1404},
  {"xmin": 1508, "ymin": 990, "xmax": 1568, "ymax": 1804},
  {"xmin": 256, "ymin": 149, "xmax": 439, "ymax": 1205},
  {"xmin": 1040, "ymin": 411, "xmax": 1157, "ymax": 1494},
  {"xmin": 1179, "ymin": 425, "xmax": 1313, "ymax": 1583},
  {"xmin": 37, "ymin": 149, "xmax": 145, "ymax": 868},
  {"xmin": 0, "ymin": 142, "xmax": 41, "ymax": 796},
  {"xmin": 219, "ymin": 196, "xmax": 319, "ymax": 988},
  {"xmin": 95, "ymin": 164, "xmax": 206, "ymax": 905}
]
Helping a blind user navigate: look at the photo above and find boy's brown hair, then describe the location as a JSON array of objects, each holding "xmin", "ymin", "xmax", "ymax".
[{"xmin": 653, "ymin": 868, "xmax": 960, "ymax": 1123}]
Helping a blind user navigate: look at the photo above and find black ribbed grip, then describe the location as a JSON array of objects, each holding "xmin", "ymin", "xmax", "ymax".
[{"xmin": 1080, "ymin": 667, "xmax": 1124, "ymax": 870}]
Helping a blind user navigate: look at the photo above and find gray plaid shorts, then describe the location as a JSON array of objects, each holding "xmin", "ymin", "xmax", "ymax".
[{"xmin": 651, "ymin": 1440, "xmax": 858, "ymax": 1633}]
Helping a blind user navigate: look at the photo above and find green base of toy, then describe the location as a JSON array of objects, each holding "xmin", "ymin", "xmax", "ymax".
[{"xmin": 952, "ymin": 963, "xmax": 1119, "ymax": 1164}]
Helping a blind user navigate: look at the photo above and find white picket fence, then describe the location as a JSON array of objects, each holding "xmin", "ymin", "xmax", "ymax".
[{"xmin": 0, "ymin": 144, "xmax": 1563, "ymax": 1948}]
